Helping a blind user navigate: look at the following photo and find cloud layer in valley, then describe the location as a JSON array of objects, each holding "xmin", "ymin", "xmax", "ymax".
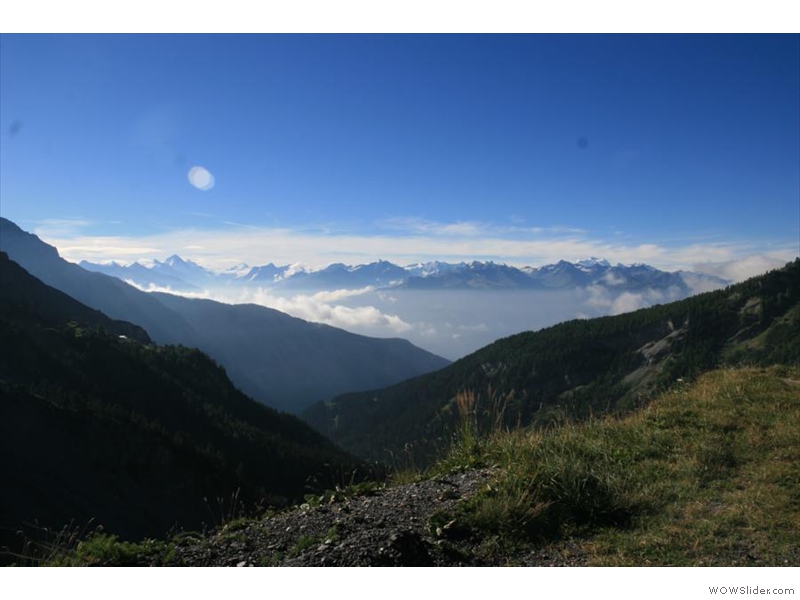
[
  {"xmin": 123, "ymin": 277, "xmax": 722, "ymax": 360},
  {"xmin": 125, "ymin": 280, "xmax": 413, "ymax": 337},
  {"xmin": 30, "ymin": 217, "xmax": 796, "ymax": 359}
]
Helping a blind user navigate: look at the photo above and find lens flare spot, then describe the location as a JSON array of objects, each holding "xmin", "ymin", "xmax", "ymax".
[{"xmin": 188, "ymin": 166, "xmax": 215, "ymax": 191}]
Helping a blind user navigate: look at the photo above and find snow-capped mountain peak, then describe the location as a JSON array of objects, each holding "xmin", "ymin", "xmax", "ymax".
[
  {"xmin": 576, "ymin": 257, "xmax": 611, "ymax": 269},
  {"xmin": 404, "ymin": 261, "xmax": 464, "ymax": 278}
]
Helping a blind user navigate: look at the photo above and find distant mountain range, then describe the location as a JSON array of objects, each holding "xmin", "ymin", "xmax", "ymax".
[
  {"xmin": 80, "ymin": 254, "xmax": 728, "ymax": 294},
  {"xmin": 303, "ymin": 259, "xmax": 800, "ymax": 464},
  {"xmin": 0, "ymin": 218, "xmax": 449, "ymax": 413}
]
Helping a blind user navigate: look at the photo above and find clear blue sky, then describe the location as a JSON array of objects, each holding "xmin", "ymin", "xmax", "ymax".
[{"xmin": 1, "ymin": 34, "xmax": 798, "ymax": 276}]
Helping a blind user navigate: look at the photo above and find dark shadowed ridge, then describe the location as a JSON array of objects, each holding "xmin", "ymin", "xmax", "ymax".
[
  {"xmin": 0, "ymin": 217, "xmax": 450, "ymax": 413},
  {"xmin": 0, "ymin": 254, "xmax": 368, "ymax": 558},
  {"xmin": 0, "ymin": 252, "xmax": 150, "ymax": 343},
  {"xmin": 0, "ymin": 218, "xmax": 197, "ymax": 343}
]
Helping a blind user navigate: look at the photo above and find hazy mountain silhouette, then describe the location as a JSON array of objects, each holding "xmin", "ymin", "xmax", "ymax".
[
  {"xmin": 77, "ymin": 253, "xmax": 725, "ymax": 294},
  {"xmin": 0, "ymin": 218, "xmax": 450, "ymax": 412}
]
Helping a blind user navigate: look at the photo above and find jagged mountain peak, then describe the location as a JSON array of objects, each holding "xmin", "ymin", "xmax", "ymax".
[
  {"xmin": 161, "ymin": 254, "xmax": 203, "ymax": 268},
  {"xmin": 161, "ymin": 254, "xmax": 184, "ymax": 265}
]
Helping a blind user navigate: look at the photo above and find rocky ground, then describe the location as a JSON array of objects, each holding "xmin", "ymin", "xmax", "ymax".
[{"xmin": 168, "ymin": 468, "xmax": 588, "ymax": 567}]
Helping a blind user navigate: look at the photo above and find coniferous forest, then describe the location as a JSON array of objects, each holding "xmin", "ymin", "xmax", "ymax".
[{"xmin": 0, "ymin": 252, "xmax": 368, "ymax": 559}]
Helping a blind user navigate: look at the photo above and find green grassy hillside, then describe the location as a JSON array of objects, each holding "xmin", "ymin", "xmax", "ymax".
[{"xmin": 431, "ymin": 366, "xmax": 800, "ymax": 565}]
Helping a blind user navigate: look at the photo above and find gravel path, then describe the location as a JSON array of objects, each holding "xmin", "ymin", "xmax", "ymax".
[
  {"xmin": 168, "ymin": 467, "xmax": 593, "ymax": 567},
  {"xmin": 171, "ymin": 469, "xmax": 497, "ymax": 566}
]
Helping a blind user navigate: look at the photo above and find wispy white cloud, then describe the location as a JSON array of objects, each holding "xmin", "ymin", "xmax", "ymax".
[
  {"xmin": 240, "ymin": 288, "xmax": 414, "ymax": 335},
  {"xmin": 123, "ymin": 279, "xmax": 412, "ymax": 336},
  {"xmin": 311, "ymin": 286, "xmax": 376, "ymax": 303},
  {"xmin": 680, "ymin": 272, "xmax": 727, "ymax": 294},
  {"xmin": 245, "ymin": 289, "xmax": 412, "ymax": 334},
  {"xmin": 377, "ymin": 217, "xmax": 484, "ymax": 236},
  {"xmin": 376, "ymin": 217, "xmax": 586, "ymax": 238},
  {"xmin": 34, "ymin": 218, "xmax": 97, "ymax": 237},
  {"xmin": 123, "ymin": 280, "xmax": 212, "ymax": 299},
  {"xmin": 690, "ymin": 253, "xmax": 796, "ymax": 283},
  {"xmin": 603, "ymin": 271, "xmax": 626, "ymax": 286},
  {"xmin": 585, "ymin": 284, "xmax": 686, "ymax": 316}
]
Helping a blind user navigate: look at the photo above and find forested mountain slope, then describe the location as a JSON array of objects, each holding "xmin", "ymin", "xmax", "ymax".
[
  {"xmin": 0, "ymin": 255, "xmax": 366, "ymax": 558},
  {"xmin": 304, "ymin": 259, "xmax": 800, "ymax": 463}
]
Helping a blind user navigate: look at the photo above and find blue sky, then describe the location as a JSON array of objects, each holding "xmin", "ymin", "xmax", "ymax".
[{"xmin": 1, "ymin": 34, "xmax": 798, "ymax": 278}]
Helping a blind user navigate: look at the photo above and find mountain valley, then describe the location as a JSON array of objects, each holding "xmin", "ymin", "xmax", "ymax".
[
  {"xmin": 1, "ymin": 219, "xmax": 797, "ymax": 568},
  {"xmin": 304, "ymin": 259, "xmax": 800, "ymax": 463},
  {"xmin": 77, "ymin": 244, "xmax": 730, "ymax": 360},
  {"xmin": 0, "ymin": 218, "xmax": 449, "ymax": 413}
]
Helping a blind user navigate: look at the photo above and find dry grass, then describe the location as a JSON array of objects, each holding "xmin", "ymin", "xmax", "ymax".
[{"xmin": 436, "ymin": 367, "xmax": 800, "ymax": 565}]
